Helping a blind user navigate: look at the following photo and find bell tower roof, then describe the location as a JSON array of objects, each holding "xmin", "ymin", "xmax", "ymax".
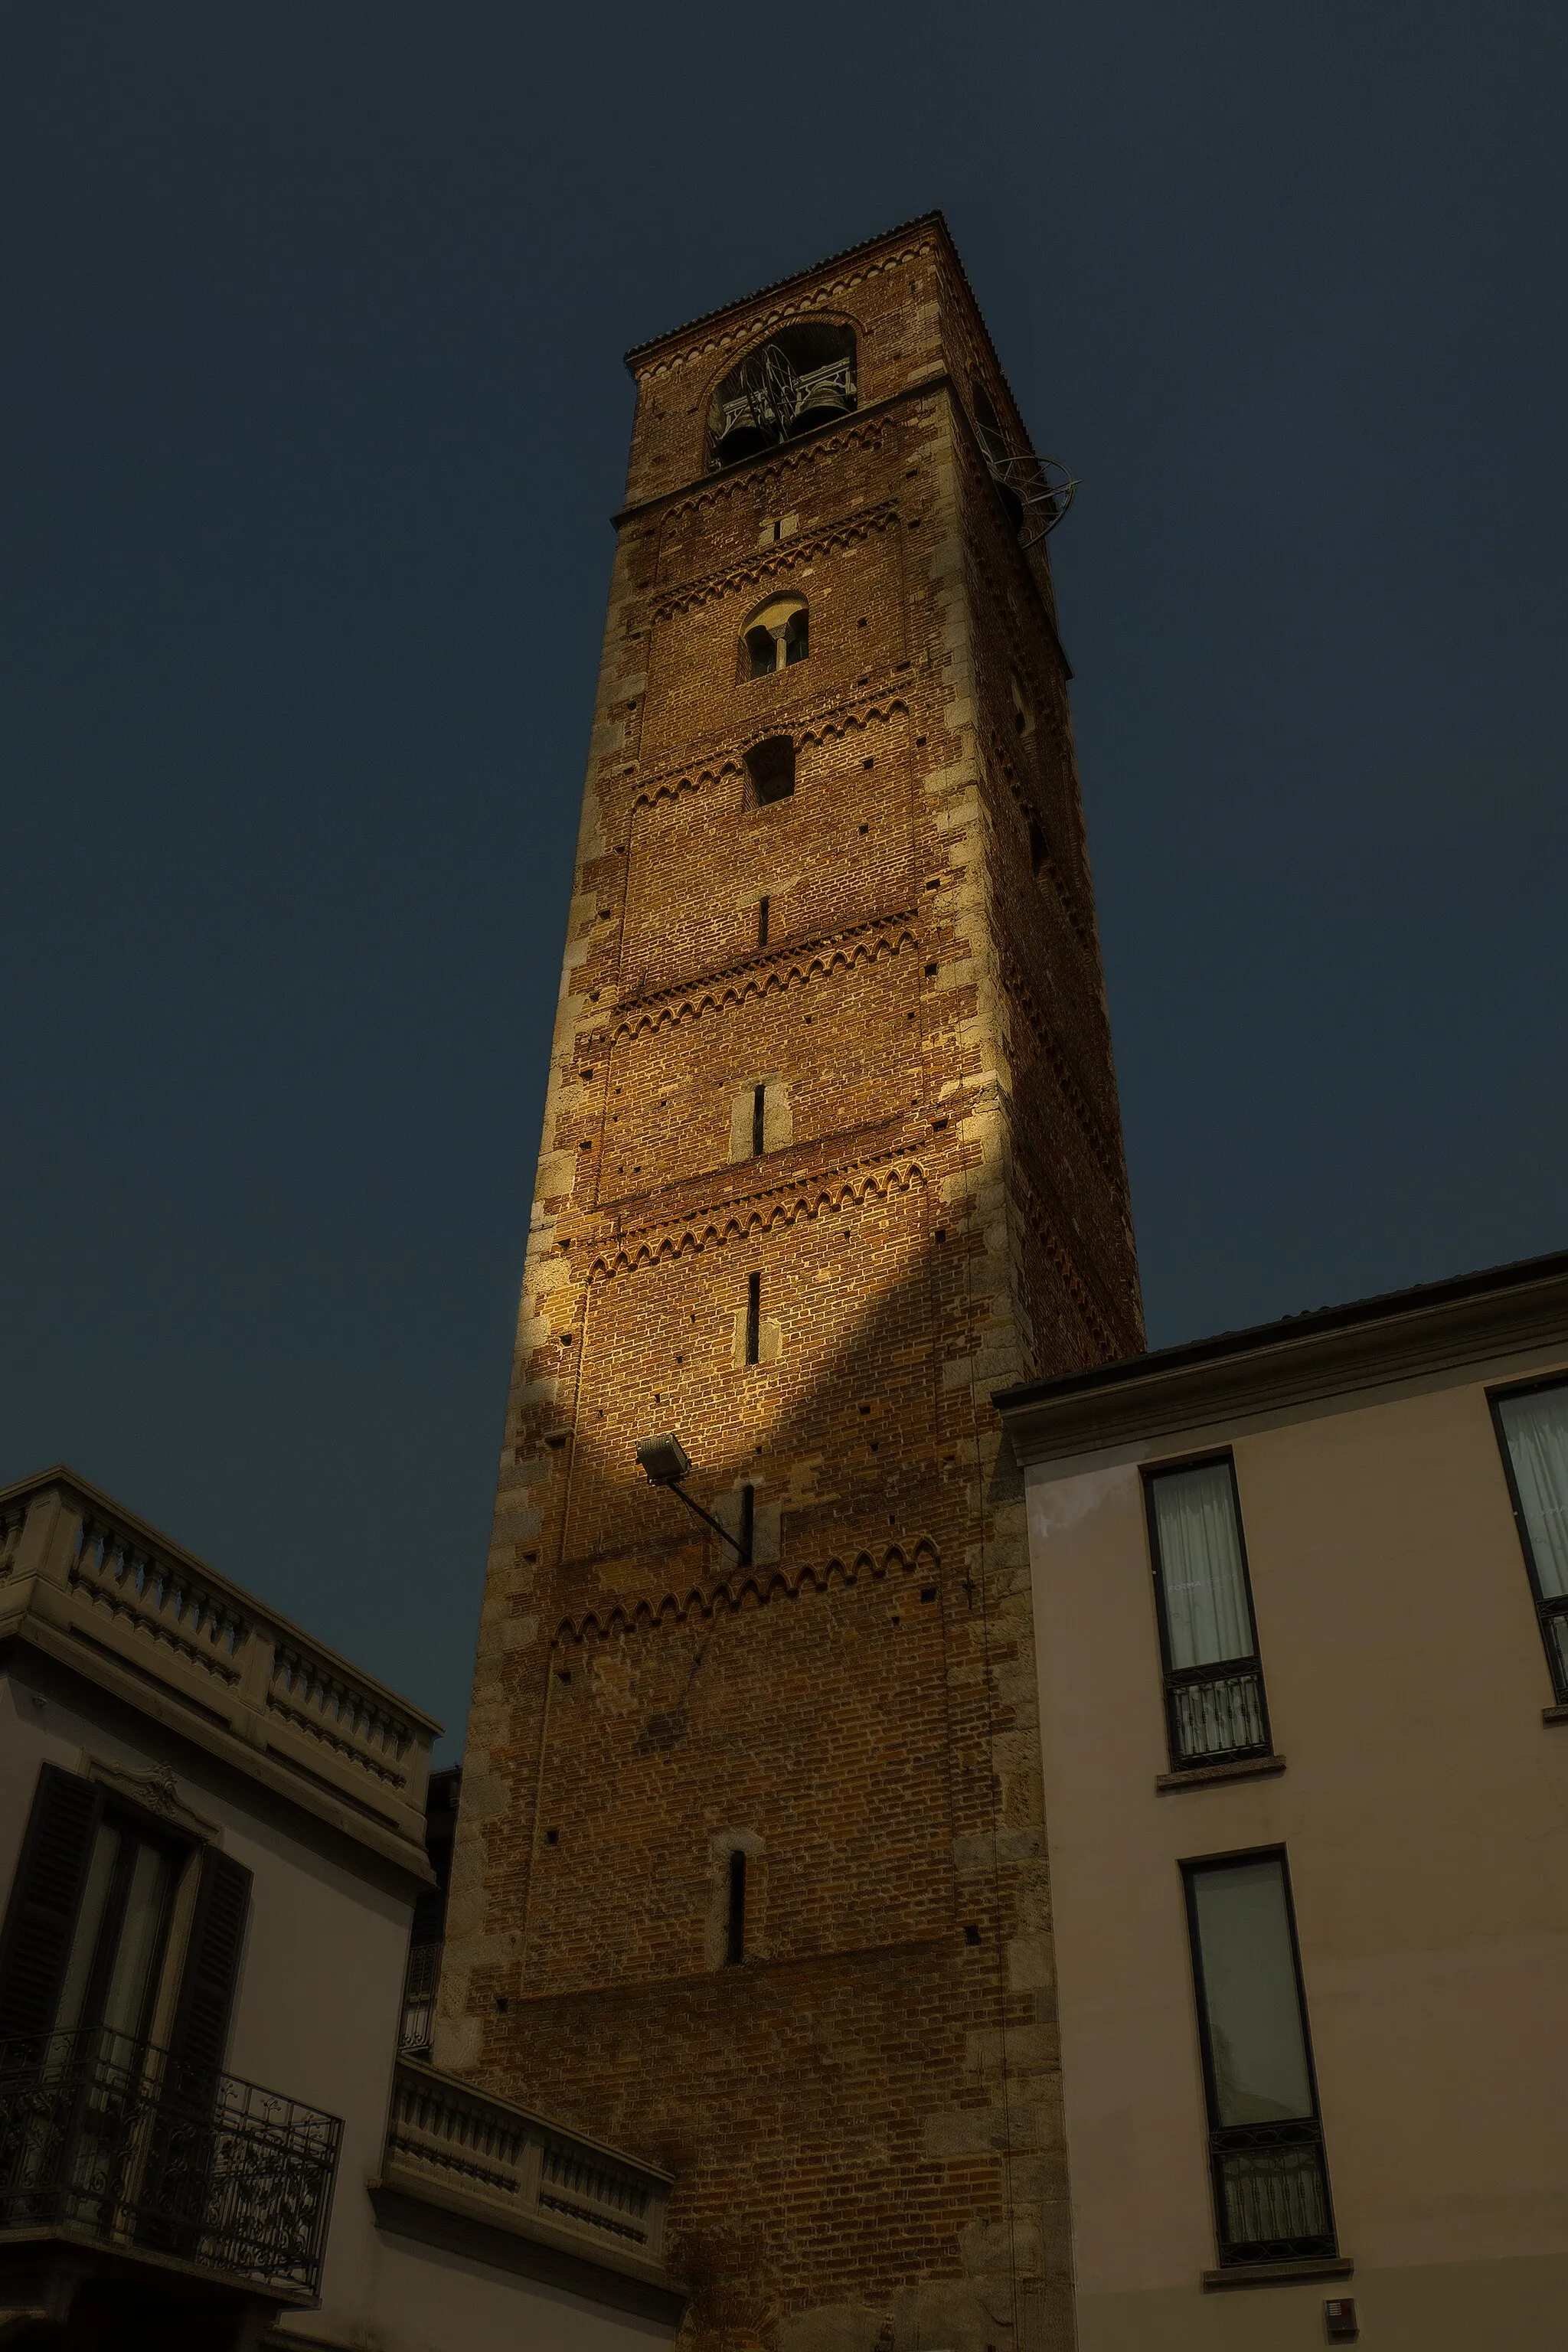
[{"xmin": 622, "ymin": 211, "xmax": 952, "ymax": 371}]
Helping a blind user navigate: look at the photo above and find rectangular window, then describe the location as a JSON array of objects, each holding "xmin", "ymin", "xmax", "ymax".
[
  {"xmin": 1491, "ymin": 1377, "xmax": 1568, "ymax": 1700},
  {"xmin": 1145, "ymin": 1457, "xmax": 1270, "ymax": 1769},
  {"xmin": 757, "ymin": 894, "xmax": 770, "ymax": 949},
  {"xmin": 1184, "ymin": 1851, "xmax": 1335, "ymax": 2267},
  {"xmin": 752, "ymin": 1084, "xmax": 767, "ymax": 1158},
  {"xmin": 55, "ymin": 1815, "xmax": 182, "ymax": 2058},
  {"xmin": 745, "ymin": 1272, "xmax": 762, "ymax": 1367}
]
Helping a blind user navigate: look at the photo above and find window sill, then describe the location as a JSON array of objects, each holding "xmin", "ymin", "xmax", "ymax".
[
  {"xmin": 1543, "ymin": 1704, "xmax": 1568, "ymax": 1725},
  {"xmin": 1156, "ymin": 1753, "xmax": 1286, "ymax": 1792},
  {"xmin": 1202, "ymin": 2256, "xmax": 1353, "ymax": 2292}
]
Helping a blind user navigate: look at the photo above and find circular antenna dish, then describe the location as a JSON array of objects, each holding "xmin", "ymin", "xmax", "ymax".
[
  {"xmin": 985, "ymin": 446, "xmax": 1079, "ymax": 546},
  {"xmin": 739, "ymin": 342, "xmax": 801, "ymax": 444}
]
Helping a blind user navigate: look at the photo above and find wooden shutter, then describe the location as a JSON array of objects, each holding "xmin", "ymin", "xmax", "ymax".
[
  {"xmin": 165, "ymin": 1847, "xmax": 251, "ymax": 2086},
  {"xmin": 0, "ymin": 1764, "xmax": 104, "ymax": 2043}
]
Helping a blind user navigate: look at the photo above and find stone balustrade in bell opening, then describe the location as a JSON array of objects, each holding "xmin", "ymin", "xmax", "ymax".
[
  {"xmin": 383, "ymin": 2057, "xmax": 673, "ymax": 2275},
  {"xmin": 0, "ymin": 1468, "xmax": 437, "ymax": 1863}
]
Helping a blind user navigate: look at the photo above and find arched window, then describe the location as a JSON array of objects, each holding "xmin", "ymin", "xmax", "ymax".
[
  {"xmin": 744, "ymin": 737, "xmax": 795, "ymax": 806},
  {"xmin": 710, "ymin": 323, "xmax": 858, "ymax": 468},
  {"xmin": 741, "ymin": 595, "xmax": 808, "ymax": 679}
]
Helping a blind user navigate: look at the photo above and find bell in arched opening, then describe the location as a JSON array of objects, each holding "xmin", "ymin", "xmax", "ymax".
[{"xmin": 710, "ymin": 323, "xmax": 858, "ymax": 469}]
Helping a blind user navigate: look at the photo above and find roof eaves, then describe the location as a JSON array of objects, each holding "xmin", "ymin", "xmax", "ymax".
[
  {"xmin": 993, "ymin": 1246, "xmax": 1568, "ymax": 1416},
  {"xmin": 622, "ymin": 212, "xmax": 952, "ymax": 371}
]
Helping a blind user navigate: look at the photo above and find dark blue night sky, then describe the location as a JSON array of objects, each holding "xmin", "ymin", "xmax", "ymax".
[{"xmin": 5, "ymin": 3, "xmax": 1564, "ymax": 1750}]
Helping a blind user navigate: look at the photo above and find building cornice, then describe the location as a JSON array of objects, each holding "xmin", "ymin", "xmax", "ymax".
[
  {"xmin": 622, "ymin": 214, "xmax": 950, "ymax": 371},
  {"xmin": 612, "ymin": 384, "xmax": 923, "ymax": 528},
  {"xmin": 995, "ymin": 1254, "xmax": 1568, "ymax": 1465}
]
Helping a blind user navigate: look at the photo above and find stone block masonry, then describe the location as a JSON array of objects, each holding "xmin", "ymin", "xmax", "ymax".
[{"xmin": 439, "ymin": 214, "xmax": 1144, "ymax": 2352}]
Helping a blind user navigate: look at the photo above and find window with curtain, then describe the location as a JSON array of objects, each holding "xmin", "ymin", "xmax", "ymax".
[
  {"xmin": 1146, "ymin": 1457, "xmax": 1271, "ymax": 1768},
  {"xmin": 54, "ymin": 1815, "xmax": 181, "ymax": 2060},
  {"xmin": 1184, "ymin": 1851, "xmax": 1336, "ymax": 2266},
  {"xmin": 1493, "ymin": 1378, "xmax": 1568, "ymax": 1700}
]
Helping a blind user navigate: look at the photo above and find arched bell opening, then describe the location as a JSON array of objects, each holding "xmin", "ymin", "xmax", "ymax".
[{"xmin": 709, "ymin": 322, "xmax": 857, "ymax": 469}]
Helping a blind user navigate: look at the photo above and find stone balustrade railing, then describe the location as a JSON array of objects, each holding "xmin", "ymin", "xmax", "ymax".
[
  {"xmin": 381, "ymin": 2057, "xmax": 675, "ymax": 2286},
  {"xmin": 0, "ymin": 1467, "xmax": 437, "ymax": 1872}
]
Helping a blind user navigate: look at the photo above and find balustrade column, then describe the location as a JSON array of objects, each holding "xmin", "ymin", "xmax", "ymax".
[
  {"xmin": 234, "ymin": 1628, "xmax": 278, "ymax": 1743},
  {"xmin": 2, "ymin": 1482, "xmax": 86, "ymax": 1627}
]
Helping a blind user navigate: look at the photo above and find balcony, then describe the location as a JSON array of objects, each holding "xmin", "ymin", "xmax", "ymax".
[
  {"xmin": 1165, "ymin": 1658, "xmax": 1270, "ymax": 1768},
  {"xmin": 0, "ymin": 2026, "xmax": 341, "ymax": 2308},
  {"xmin": 1210, "ymin": 2118, "xmax": 1337, "ymax": 2268},
  {"xmin": 373, "ymin": 2056, "xmax": 681, "ymax": 2319}
]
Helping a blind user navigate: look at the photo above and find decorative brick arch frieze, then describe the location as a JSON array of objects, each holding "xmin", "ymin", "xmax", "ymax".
[
  {"xmin": 1008, "ymin": 1153, "xmax": 1132, "ymax": 1361},
  {"xmin": 630, "ymin": 239, "xmax": 939, "ymax": 387},
  {"xmin": 996, "ymin": 943, "xmax": 1123, "ymax": 1187},
  {"xmin": 582, "ymin": 908, "xmax": 921, "ymax": 1049},
  {"xmin": 554, "ymin": 1536, "xmax": 941, "ymax": 1647},
  {"xmin": 649, "ymin": 505, "xmax": 903, "ymax": 622},
  {"xmin": 650, "ymin": 415, "xmax": 903, "ymax": 568},
  {"xmin": 586, "ymin": 1155, "xmax": 929, "ymax": 1281},
  {"xmin": 629, "ymin": 694, "xmax": 912, "ymax": 812},
  {"xmin": 981, "ymin": 728, "xmax": 1094, "ymax": 951}
]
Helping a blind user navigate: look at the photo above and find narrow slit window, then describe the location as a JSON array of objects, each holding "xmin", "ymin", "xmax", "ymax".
[
  {"xmin": 726, "ymin": 1851, "xmax": 746, "ymax": 1965},
  {"xmin": 738, "ymin": 1484, "xmax": 755, "ymax": 1566},
  {"xmin": 1184, "ymin": 1851, "xmax": 1335, "ymax": 2268},
  {"xmin": 751, "ymin": 1084, "xmax": 766, "ymax": 1158},
  {"xmin": 757, "ymin": 894, "xmax": 770, "ymax": 948},
  {"xmin": 745, "ymin": 1273, "xmax": 762, "ymax": 1366},
  {"xmin": 1145, "ymin": 1457, "xmax": 1270, "ymax": 1770},
  {"xmin": 1491, "ymin": 1377, "xmax": 1568, "ymax": 1699}
]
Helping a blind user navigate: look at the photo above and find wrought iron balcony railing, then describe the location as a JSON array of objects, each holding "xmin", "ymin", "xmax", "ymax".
[
  {"xmin": 1210, "ymin": 2117, "xmax": 1337, "ymax": 2266},
  {"xmin": 398, "ymin": 1940, "xmax": 443, "ymax": 2056},
  {"xmin": 0, "ymin": 2027, "xmax": 342, "ymax": 2301},
  {"xmin": 1540, "ymin": 1592, "xmax": 1568, "ymax": 1700},
  {"xmin": 1165, "ymin": 1658, "xmax": 1271, "ymax": 1768}
]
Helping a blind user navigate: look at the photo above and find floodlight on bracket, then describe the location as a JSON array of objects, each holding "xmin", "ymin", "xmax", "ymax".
[{"xmin": 635, "ymin": 1432, "xmax": 747, "ymax": 1555}]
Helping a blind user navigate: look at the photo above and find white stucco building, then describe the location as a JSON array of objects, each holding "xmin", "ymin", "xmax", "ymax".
[{"xmin": 0, "ymin": 1467, "xmax": 685, "ymax": 2351}]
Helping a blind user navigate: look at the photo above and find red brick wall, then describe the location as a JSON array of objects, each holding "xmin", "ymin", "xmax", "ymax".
[{"xmin": 441, "ymin": 217, "xmax": 1143, "ymax": 2352}]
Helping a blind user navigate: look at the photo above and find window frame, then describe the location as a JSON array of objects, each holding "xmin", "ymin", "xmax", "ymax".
[
  {"xmin": 1487, "ymin": 1370, "xmax": 1568, "ymax": 1704},
  {"xmin": 1181, "ymin": 1845, "xmax": 1338, "ymax": 2269},
  {"xmin": 59, "ymin": 1806, "xmax": 190, "ymax": 2056},
  {"xmin": 1142, "ymin": 1450, "xmax": 1273, "ymax": 1773}
]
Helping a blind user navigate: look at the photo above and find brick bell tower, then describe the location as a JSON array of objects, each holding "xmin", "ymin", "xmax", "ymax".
[{"xmin": 439, "ymin": 216, "xmax": 1143, "ymax": 2352}]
